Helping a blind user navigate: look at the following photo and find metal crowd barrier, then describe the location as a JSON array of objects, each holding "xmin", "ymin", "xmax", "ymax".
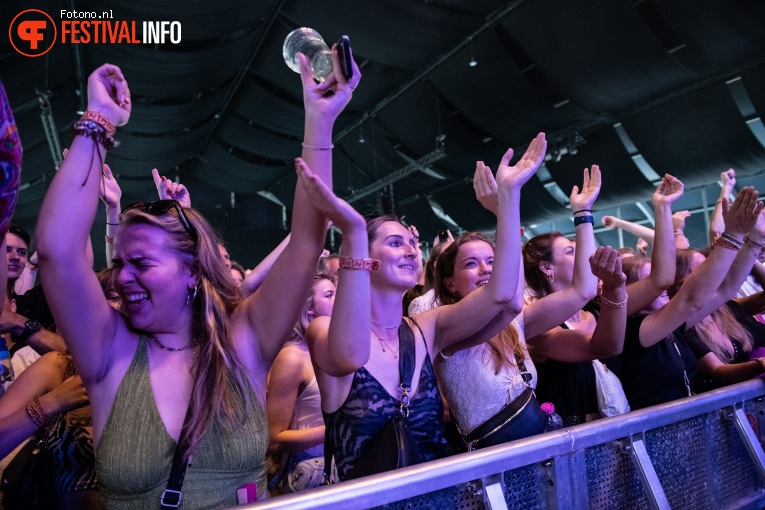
[{"xmin": 243, "ymin": 379, "xmax": 765, "ymax": 510}]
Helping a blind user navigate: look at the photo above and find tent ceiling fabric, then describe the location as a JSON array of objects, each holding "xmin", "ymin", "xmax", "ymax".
[{"xmin": 2, "ymin": 0, "xmax": 765, "ymax": 267}]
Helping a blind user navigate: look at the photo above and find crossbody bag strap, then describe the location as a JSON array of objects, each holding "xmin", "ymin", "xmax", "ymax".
[
  {"xmin": 161, "ymin": 405, "xmax": 193, "ymax": 509},
  {"xmin": 398, "ymin": 319, "xmax": 416, "ymax": 418},
  {"xmin": 322, "ymin": 420, "xmax": 333, "ymax": 484}
]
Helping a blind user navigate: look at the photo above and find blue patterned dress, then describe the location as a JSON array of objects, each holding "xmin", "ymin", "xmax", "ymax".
[{"xmin": 324, "ymin": 341, "xmax": 448, "ymax": 480}]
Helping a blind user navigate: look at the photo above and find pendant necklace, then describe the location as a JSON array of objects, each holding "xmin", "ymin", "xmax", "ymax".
[{"xmin": 371, "ymin": 325, "xmax": 400, "ymax": 358}]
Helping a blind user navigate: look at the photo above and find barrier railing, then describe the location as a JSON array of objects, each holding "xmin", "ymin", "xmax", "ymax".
[{"xmin": 243, "ymin": 379, "xmax": 765, "ymax": 510}]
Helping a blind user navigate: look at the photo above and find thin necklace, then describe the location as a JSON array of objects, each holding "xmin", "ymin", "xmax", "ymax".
[
  {"xmin": 371, "ymin": 326, "xmax": 400, "ymax": 358},
  {"xmin": 371, "ymin": 318, "xmax": 400, "ymax": 329},
  {"xmin": 149, "ymin": 336, "xmax": 199, "ymax": 352}
]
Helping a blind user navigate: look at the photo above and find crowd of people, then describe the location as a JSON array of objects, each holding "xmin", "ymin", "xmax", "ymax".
[{"xmin": 1, "ymin": 48, "xmax": 765, "ymax": 510}]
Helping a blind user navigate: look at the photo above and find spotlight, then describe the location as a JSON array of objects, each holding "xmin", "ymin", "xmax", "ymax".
[{"xmin": 469, "ymin": 58, "xmax": 477, "ymax": 67}]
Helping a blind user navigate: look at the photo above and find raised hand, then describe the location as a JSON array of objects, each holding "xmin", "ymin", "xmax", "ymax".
[
  {"xmin": 300, "ymin": 46, "xmax": 361, "ymax": 122},
  {"xmin": 722, "ymin": 187, "xmax": 763, "ymax": 238},
  {"xmin": 570, "ymin": 165, "xmax": 602, "ymax": 212},
  {"xmin": 589, "ymin": 246, "xmax": 626, "ymax": 291},
  {"xmin": 672, "ymin": 210, "xmax": 691, "ymax": 232},
  {"xmin": 152, "ymin": 169, "xmax": 191, "ymax": 208},
  {"xmin": 433, "ymin": 229, "xmax": 454, "ymax": 247},
  {"xmin": 652, "ymin": 174, "xmax": 684, "ymax": 207},
  {"xmin": 601, "ymin": 216, "xmax": 617, "ymax": 228},
  {"xmin": 99, "ymin": 163, "xmax": 122, "ymax": 208},
  {"xmin": 495, "ymin": 133, "xmax": 547, "ymax": 192},
  {"xmin": 473, "ymin": 161, "xmax": 499, "ymax": 214},
  {"xmin": 748, "ymin": 208, "xmax": 765, "ymax": 243},
  {"xmin": 87, "ymin": 64, "xmax": 130, "ymax": 127},
  {"xmin": 721, "ymin": 169, "xmax": 736, "ymax": 190},
  {"xmin": 295, "ymin": 158, "xmax": 365, "ymax": 232},
  {"xmin": 636, "ymin": 237, "xmax": 649, "ymax": 256}
]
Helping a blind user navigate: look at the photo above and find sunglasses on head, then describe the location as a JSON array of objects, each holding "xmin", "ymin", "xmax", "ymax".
[{"xmin": 121, "ymin": 200, "xmax": 198, "ymax": 244}]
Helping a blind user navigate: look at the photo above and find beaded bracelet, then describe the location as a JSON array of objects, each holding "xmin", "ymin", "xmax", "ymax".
[
  {"xmin": 26, "ymin": 396, "xmax": 54, "ymax": 428},
  {"xmin": 72, "ymin": 120, "xmax": 118, "ymax": 151},
  {"xmin": 712, "ymin": 237, "xmax": 740, "ymax": 251},
  {"xmin": 338, "ymin": 257, "xmax": 381, "ymax": 271},
  {"xmin": 599, "ymin": 294, "xmax": 628, "ymax": 309},
  {"xmin": 302, "ymin": 142, "xmax": 334, "ymax": 150},
  {"xmin": 574, "ymin": 215, "xmax": 594, "ymax": 227}
]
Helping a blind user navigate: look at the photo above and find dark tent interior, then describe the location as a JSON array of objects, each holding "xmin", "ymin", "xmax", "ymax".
[{"xmin": 3, "ymin": 0, "xmax": 765, "ymax": 268}]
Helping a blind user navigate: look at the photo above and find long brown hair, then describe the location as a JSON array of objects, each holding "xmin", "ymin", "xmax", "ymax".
[
  {"xmin": 120, "ymin": 206, "xmax": 247, "ymax": 459},
  {"xmin": 434, "ymin": 232, "xmax": 524, "ymax": 372},
  {"xmin": 522, "ymin": 231, "xmax": 564, "ymax": 298}
]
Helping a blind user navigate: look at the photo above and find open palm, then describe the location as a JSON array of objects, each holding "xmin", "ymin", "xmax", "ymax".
[{"xmin": 495, "ymin": 133, "xmax": 547, "ymax": 191}]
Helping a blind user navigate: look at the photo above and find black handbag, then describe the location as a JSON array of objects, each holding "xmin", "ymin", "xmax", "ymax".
[
  {"xmin": 1, "ymin": 438, "xmax": 57, "ymax": 510},
  {"xmin": 333, "ymin": 319, "xmax": 423, "ymax": 481},
  {"xmin": 462, "ymin": 357, "xmax": 546, "ymax": 451}
]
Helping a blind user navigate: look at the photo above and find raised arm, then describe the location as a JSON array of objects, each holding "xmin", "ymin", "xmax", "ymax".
[
  {"xmin": 428, "ymin": 134, "xmax": 546, "ymax": 352},
  {"xmin": 101, "ymin": 163, "xmax": 121, "ymax": 268},
  {"xmin": 240, "ymin": 233, "xmax": 291, "ymax": 299},
  {"xmin": 624, "ymin": 175, "xmax": 683, "ymax": 315},
  {"xmin": 602, "ymin": 216, "xmax": 655, "ymax": 244},
  {"xmin": 672, "ymin": 211, "xmax": 691, "ymax": 249},
  {"xmin": 301, "ymin": 161, "xmax": 369, "ymax": 377},
  {"xmin": 639, "ymin": 187, "xmax": 762, "ymax": 347},
  {"xmin": 709, "ymin": 169, "xmax": 736, "ymax": 245},
  {"xmin": 523, "ymin": 166, "xmax": 602, "ymax": 337},
  {"xmin": 36, "ymin": 64, "xmax": 130, "ymax": 382},
  {"xmin": 528, "ymin": 246, "xmax": 628, "ymax": 362},
  {"xmin": 238, "ymin": 47, "xmax": 361, "ymax": 368}
]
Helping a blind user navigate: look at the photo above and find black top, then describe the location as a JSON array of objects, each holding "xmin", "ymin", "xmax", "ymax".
[
  {"xmin": 685, "ymin": 300, "xmax": 765, "ymax": 393},
  {"xmin": 620, "ymin": 313, "xmax": 697, "ymax": 410},
  {"xmin": 534, "ymin": 300, "xmax": 620, "ymax": 426}
]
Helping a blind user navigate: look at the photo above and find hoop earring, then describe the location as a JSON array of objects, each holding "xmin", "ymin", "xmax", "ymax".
[{"xmin": 186, "ymin": 282, "xmax": 199, "ymax": 307}]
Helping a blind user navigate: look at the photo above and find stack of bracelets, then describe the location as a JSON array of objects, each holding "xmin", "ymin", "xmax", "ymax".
[
  {"xmin": 72, "ymin": 110, "xmax": 118, "ymax": 151},
  {"xmin": 713, "ymin": 232, "xmax": 744, "ymax": 251},
  {"xmin": 573, "ymin": 209, "xmax": 594, "ymax": 227}
]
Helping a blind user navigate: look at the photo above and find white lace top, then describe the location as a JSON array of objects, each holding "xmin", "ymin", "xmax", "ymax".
[{"xmin": 434, "ymin": 313, "xmax": 536, "ymax": 434}]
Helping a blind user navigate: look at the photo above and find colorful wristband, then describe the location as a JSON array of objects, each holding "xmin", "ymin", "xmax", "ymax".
[{"xmin": 339, "ymin": 257, "xmax": 381, "ymax": 271}]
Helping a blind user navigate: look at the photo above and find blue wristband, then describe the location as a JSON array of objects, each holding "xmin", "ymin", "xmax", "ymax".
[{"xmin": 574, "ymin": 215, "xmax": 594, "ymax": 227}]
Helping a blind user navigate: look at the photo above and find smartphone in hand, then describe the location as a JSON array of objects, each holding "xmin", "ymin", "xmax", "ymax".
[{"xmin": 336, "ymin": 35, "xmax": 353, "ymax": 81}]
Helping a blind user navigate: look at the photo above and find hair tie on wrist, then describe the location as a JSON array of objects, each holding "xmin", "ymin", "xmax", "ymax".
[
  {"xmin": 573, "ymin": 209, "xmax": 591, "ymax": 215},
  {"xmin": 106, "ymin": 222, "xmax": 119, "ymax": 226},
  {"xmin": 302, "ymin": 142, "xmax": 334, "ymax": 150},
  {"xmin": 574, "ymin": 215, "xmax": 594, "ymax": 227}
]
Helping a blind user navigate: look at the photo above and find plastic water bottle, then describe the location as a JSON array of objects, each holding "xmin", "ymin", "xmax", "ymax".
[
  {"xmin": 542, "ymin": 402, "xmax": 563, "ymax": 432},
  {"xmin": 282, "ymin": 28, "xmax": 334, "ymax": 82},
  {"xmin": 0, "ymin": 337, "xmax": 14, "ymax": 383}
]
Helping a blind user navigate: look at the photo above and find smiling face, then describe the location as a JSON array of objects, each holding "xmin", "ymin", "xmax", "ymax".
[
  {"xmin": 112, "ymin": 224, "xmax": 196, "ymax": 333},
  {"xmin": 443, "ymin": 240, "xmax": 494, "ymax": 299},
  {"xmin": 369, "ymin": 221, "xmax": 419, "ymax": 290}
]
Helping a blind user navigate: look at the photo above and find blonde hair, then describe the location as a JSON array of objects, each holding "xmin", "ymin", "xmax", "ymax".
[
  {"xmin": 288, "ymin": 272, "xmax": 336, "ymax": 345},
  {"xmin": 692, "ymin": 305, "xmax": 753, "ymax": 362},
  {"xmin": 485, "ymin": 325, "xmax": 528, "ymax": 375},
  {"xmin": 120, "ymin": 205, "xmax": 248, "ymax": 459}
]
